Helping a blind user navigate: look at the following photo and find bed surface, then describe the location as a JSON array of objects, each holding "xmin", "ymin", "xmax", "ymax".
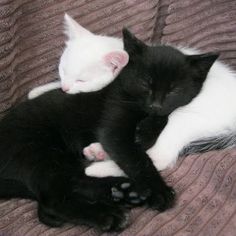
[{"xmin": 0, "ymin": 0, "xmax": 236, "ymax": 235}]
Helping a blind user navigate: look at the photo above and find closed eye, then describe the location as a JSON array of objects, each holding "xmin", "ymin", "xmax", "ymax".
[
  {"xmin": 75, "ymin": 79, "xmax": 85, "ymax": 83},
  {"xmin": 167, "ymin": 87, "xmax": 181, "ymax": 95}
]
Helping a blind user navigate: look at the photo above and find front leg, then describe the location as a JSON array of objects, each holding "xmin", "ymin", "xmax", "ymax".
[
  {"xmin": 84, "ymin": 114, "xmax": 167, "ymax": 177},
  {"xmin": 99, "ymin": 105, "xmax": 175, "ymax": 211},
  {"xmin": 135, "ymin": 114, "xmax": 168, "ymax": 150},
  {"xmin": 147, "ymin": 113, "xmax": 207, "ymax": 170},
  {"xmin": 28, "ymin": 81, "xmax": 61, "ymax": 99}
]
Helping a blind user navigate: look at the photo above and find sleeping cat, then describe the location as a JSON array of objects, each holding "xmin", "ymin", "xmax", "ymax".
[
  {"xmin": 0, "ymin": 29, "xmax": 178, "ymax": 231},
  {"xmin": 28, "ymin": 14, "xmax": 127, "ymax": 99},
  {"xmin": 87, "ymin": 44, "xmax": 236, "ymax": 179}
]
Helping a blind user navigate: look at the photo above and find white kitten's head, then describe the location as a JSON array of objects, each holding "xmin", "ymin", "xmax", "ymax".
[{"xmin": 59, "ymin": 14, "xmax": 129, "ymax": 94}]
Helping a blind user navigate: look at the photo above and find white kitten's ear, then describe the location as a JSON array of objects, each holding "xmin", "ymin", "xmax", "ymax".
[
  {"xmin": 104, "ymin": 51, "xmax": 129, "ymax": 75},
  {"xmin": 64, "ymin": 13, "xmax": 92, "ymax": 40}
]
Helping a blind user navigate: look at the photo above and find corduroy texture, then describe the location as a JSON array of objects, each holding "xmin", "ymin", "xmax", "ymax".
[
  {"xmin": 1, "ymin": 0, "xmax": 236, "ymax": 235},
  {"xmin": 1, "ymin": 149, "xmax": 236, "ymax": 236},
  {"xmin": 153, "ymin": 0, "xmax": 236, "ymax": 67}
]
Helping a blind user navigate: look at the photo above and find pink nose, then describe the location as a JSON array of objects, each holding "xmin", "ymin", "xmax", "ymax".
[{"xmin": 62, "ymin": 85, "xmax": 70, "ymax": 92}]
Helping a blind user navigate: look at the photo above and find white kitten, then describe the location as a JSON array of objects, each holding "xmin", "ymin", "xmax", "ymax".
[
  {"xmin": 28, "ymin": 14, "xmax": 128, "ymax": 99},
  {"xmin": 86, "ymin": 46, "xmax": 236, "ymax": 177}
]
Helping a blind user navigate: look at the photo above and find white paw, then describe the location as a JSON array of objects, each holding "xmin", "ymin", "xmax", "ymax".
[
  {"xmin": 83, "ymin": 142, "xmax": 109, "ymax": 161},
  {"xmin": 85, "ymin": 160, "xmax": 126, "ymax": 177},
  {"xmin": 28, "ymin": 89, "xmax": 41, "ymax": 99},
  {"xmin": 146, "ymin": 147, "xmax": 177, "ymax": 171}
]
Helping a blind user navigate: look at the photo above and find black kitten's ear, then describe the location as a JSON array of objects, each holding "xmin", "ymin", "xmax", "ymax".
[
  {"xmin": 122, "ymin": 28, "xmax": 146, "ymax": 56},
  {"xmin": 187, "ymin": 52, "xmax": 219, "ymax": 76}
]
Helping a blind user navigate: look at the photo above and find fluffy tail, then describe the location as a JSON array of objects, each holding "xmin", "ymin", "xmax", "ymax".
[
  {"xmin": 180, "ymin": 132, "xmax": 236, "ymax": 156},
  {"xmin": 0, "ymin": 178, "xmax": 35, "ymax": 200}
]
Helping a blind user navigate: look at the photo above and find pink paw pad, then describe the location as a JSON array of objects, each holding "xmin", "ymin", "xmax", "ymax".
[
  {"xmin": 83, "ymin": 143, "xmax": 109, "ymax": 161},
  {"xmin": 83, "ymin": 147, "xmax": 94, "ymax": 161}
]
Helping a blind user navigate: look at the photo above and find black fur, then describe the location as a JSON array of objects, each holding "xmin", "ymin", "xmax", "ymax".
[
  {"xmin": 129, "ymin": 33, "xmax": 219, "ymax": 156},
  {"xmin": 0, "ymin": 89, "xmax": 145, "ymax": 231},
  {"xmin": 97, "ymin": 30, "xmax": 217, "ymax": 211},
  {"xmin": 0, "ymin": 29, "xmax": 217, "ymax": 231},
  {"xmin": 0, "ymin": 30, "xmax": 162, "ymax": 231}
]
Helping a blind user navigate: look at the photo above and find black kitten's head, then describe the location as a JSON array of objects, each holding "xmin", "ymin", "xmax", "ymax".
[{"xmin": 121, "ymin": 29, "xmax": 219, "ymax": 115}]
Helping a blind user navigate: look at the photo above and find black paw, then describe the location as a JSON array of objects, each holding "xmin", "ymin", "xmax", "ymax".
[
  {"xmin": 97, "ymin": 206, "xmax": 130, "ymax": 232},
  {"xmin": 135, "ymin": 115, "xmax": 167, "ymax": 150},
  {"xmin": 38, "ymin": 205, "xmax": 64, "ymax": 227},
  {"xmin": 135, "ymin": 124, "xmax": 156, "ymax": 150},
  {"xmin": 148, "ymin": 185, "xmax": 176, "ymax": 212},
  {"xmin": 111, "ymin": 182, "xmax": 147, "ymax": 207}
]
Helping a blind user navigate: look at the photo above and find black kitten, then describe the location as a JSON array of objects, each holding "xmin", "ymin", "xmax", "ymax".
[
  {"xmin": 95, "ymin": 30, "xmax": 217, "ymax": 205},
  {"xmin": 134, "ymin": 47, "xmax": 218, "ymax": 150},
  {"xmin": 0, "ymin": 29, "xmax": 176, "ymax": 231}
]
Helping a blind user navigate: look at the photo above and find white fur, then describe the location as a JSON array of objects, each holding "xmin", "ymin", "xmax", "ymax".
[
  {"xmin": 148, "ymin": 46, "xmax": 236, "ymax": 170},
  {"xmin": 85, "ymin": 46, "xmax": 236, "ymax": 176},
  {"xmin": 28, "ymin": 14, "xmax": 127, "ymax": 99},
  {"xmin": 85, "ymin": 160, "xmax": 126, "ymax": 177},
  {"xmin": 28, "ymin": 81, "xmax": 61, "ymax": 99}
]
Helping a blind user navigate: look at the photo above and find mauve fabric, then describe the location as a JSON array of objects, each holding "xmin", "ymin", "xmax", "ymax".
[{"xmin": 0, "ymin": 0, "xmax": 236, "ymax": 235}]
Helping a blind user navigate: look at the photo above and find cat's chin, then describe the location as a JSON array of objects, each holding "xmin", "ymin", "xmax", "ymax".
[{"xmin": 65, "ymin": 88, "xmax": 81, "ymax": 94}]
